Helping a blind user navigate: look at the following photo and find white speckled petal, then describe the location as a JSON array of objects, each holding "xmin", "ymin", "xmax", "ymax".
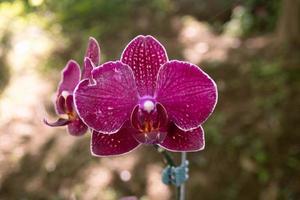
[
  {"xmin": 156, "ymin": 60, "xmax": 217, "ymax": 131},
  {"xmin": 159, "ymin": 124, "xmax": 204, "ymax": 152},
  {"xmin": 91, "ymin": 126, "xmax": 140, "ymax": 157},
  {"xmin": 67, "ymin": 118, "xmax": 88, "ymax": 136},
  {"xmin": 121, "ymin": 35, "xmax": 168, "ymax": 96},
  {"xmin": 74, "ymin": 61, "xmax": 138, "ymax": 134}
]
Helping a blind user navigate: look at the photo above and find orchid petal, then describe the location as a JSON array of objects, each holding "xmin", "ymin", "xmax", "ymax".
[
  {"xmin": 57, "ymin": 60, "xmax": 81, "ymax": 95},
  {"xmin": 74, "ymin": 61, "xmax": 138, "ymax": 134},
  {"xmin": 121, "ymin": 35, "xmax": 168, "ymax": 96},
  {"xmin": 159, "ymin": 124, "xmax": 205, "ymax": 152},
  {"xmin": 82, "ymin": 57, "xmax": 94, "ymax": 79},
  {"xmin": 85, "ymin": 37, "xmax": 100, "ymax": 66},
  {"xmin": 91, "ymin": 126, "xmax": 140, "ymax": 156},
  {"xmin": 156, "ymin": 60, "xmax": 217, "ymax": 131},
  {"xmin": 55, "ymin": 60, "xmax": 81, "ymax": 114},
  {"xmin": 67, "ymin": 118, "xmax": 88, "ymax": 136}
]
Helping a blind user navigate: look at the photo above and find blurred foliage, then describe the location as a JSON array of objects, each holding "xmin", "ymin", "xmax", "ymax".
[
  {"xmin": 0, "ymin": 0, "xmax": 281, "ymax": 71},
  {"xmin": 35, "ymin": 0, "xmax": 177, "ymax": 72},
  {"xmin": 224, "ymin": 6, "xmax": 254, "ymax": 37},
  {"xmin": 224, "ymin": 0, "xmax": 280, "ymax": 36},
  {"xmin": 199, "ymin": 55, "xmax": 300, "ymax": 199},
  {"xmin": 243, "ymin": 0, "xmax": 280, "ymax": 32},
  {"xmin": 13, "ymin": 0, "xmax": 280, "ymax": 53}
]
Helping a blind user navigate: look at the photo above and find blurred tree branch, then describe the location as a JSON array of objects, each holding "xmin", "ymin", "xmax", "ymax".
[{"xmin": 277, "ymin": 0, "xmax": 300, "ymax": 47}]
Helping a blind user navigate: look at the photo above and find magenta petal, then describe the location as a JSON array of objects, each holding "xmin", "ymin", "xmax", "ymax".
[
  {"xmin": 74, "ymin": 61, "xmax": 138, "ymax": 133},
  {"xmin": 121, "ymin": 35, "xmax": 168, "ymax": 96},
  {"xmin": 57, "ymin": 60, "xmax": 81, "ymax": 95},
  {"xmin": 67, "ymin": 118, "xmax": 88, "ymax": 136},
  {"xmin": 91, "ymin": 127, "xmax": 140, "ymax": 156},
  {"xmin": 43, "ymin": 118, "xmax": 71, "ymax": 127},
  {"xmin": 156, "ymin": 60, "xmax": 218, "ymax": 131},
  {"xmin": 85, "ymin": 37, "xmax": 100, "ymax": 66},
  {"xmin": 159, "ymin": 124, "xmax": 205, "ymax": 152},
  {"xmin": 82, "ymin": 57, "xmax": 94, "ymax": 79}
]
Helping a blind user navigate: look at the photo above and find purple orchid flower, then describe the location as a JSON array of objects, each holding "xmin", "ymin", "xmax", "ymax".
[
  {"xmin": 74, "ymin": 35, "xmax": 218, "ymax": 156},
  {"xmin": 44, "ymin": 37, "xmax": 100, "ymax": 136}
]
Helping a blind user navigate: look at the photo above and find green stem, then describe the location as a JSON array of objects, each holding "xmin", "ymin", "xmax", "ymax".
[{"xmin": 154, "ymin": 145, "xmax": 175, "ymax": 166}]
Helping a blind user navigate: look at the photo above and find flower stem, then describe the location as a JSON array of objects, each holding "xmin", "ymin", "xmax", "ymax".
[
  {"xmin": 180, "ymin": 152, "xmax": 187, "ymax": 200},
  {"xmin": 154, "ymin": 145, "xmax": 187, "ymax": 200},
  {"xmin": 154, "ymin": 145, "xmax": 175, "ymax": 166}
]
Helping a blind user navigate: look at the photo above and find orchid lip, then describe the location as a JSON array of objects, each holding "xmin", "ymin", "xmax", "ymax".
[
  {"xmin": 130, "ymin": 102, "xmax": 168, "ymax": 145},
  {"xmin": 133, "ymin": 131, "xmax": 167, "ymax": 145}
]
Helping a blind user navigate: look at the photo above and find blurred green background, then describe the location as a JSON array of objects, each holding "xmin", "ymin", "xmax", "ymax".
[{"xmin": 0, "ymin": 0, "xmax": 299, "ymax": 199}]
